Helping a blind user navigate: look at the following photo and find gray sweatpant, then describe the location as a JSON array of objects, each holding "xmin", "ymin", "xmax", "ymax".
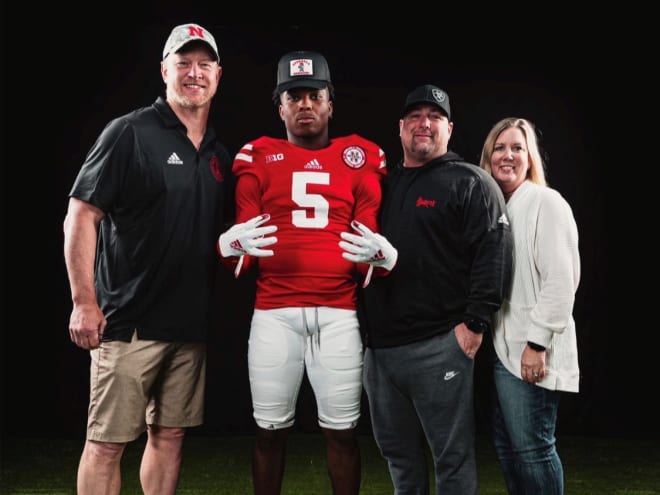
[{"xmin": 363, "ymin": 331, "xmax": 478, "ymax": 495}]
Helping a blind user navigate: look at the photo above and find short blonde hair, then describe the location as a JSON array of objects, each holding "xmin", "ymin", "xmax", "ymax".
[{"xmin": 479, "ymin": 117, "xmax": 547, "ymax": 186}]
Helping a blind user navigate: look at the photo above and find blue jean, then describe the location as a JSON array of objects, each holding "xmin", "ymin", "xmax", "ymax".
[{"xmin": 492, "ymin": 357, "xmax": 564, "ymax": 495}]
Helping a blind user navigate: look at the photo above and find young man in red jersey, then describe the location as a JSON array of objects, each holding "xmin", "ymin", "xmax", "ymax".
[{"xmin": 217, "ymin": 50, "xmax": 396, "ymax": 494}]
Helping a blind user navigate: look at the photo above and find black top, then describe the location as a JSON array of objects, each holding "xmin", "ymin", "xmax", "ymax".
[
  {"xmin": 69, "ymin": 97, "xmax": 234, "ymax": 342},
  {"xmin": 361, "ymin": 152, "xmax": 513, "ymax": 348}
]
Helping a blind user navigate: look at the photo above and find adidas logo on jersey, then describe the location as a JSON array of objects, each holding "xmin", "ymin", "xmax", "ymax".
[
  {"xmin": 167, "ymin": 152, "xmax": 183, "ymax": 165},
  {"xmin": 304, "ymin": 159, "xmax": 322, "ymax": 170}
]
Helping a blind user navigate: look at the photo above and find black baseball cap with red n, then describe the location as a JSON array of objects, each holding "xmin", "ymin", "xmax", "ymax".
[
  {"xmin": 273, "ymin": 51, "xmax": 334, "ymax": 102},
  {"xmin": 402, "ymin": 84, "xmax": 451, "ymax": 120}
]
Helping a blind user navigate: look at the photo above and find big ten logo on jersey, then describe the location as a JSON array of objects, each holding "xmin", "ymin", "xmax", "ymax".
[{"xmin": 265, "ymin": 153, "xmax": 284, "ymax": 164}]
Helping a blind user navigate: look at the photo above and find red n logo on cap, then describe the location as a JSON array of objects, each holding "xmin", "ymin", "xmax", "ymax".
[{"xmin": 188, "ymin": 25, "xmax": 205, "ymax": 39}]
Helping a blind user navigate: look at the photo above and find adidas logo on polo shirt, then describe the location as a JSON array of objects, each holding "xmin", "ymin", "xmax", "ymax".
[{"xmin": 167, "ymin": 152, "xmax": 183, "ymax": 165}]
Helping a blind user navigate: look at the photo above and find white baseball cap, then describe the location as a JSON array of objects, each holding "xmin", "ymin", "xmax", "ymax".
[{"xmin": 162, "ymin": 23, "xmax": 219, "ymax": 63}]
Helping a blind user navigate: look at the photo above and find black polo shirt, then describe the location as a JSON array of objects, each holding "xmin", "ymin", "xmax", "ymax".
[{"xmin": 70, "ymin": 97, "xmax": 233, "ymax": 342}]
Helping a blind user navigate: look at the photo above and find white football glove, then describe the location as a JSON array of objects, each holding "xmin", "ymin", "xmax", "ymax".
[
  {"xmin": 339, "ymin": 220, "xmax": 398, "ymax": 271},
  {"xmin": 218, "ymin": 214, "xmax": 278, "ymax": 258}
]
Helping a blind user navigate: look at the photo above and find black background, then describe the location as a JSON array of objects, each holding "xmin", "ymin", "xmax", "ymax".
[{"xmin": 1, "ymin": 18, "xmax": 630, "ymax": 441}]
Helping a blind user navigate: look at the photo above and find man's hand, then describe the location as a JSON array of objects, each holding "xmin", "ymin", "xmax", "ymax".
[
  {"xmin": 69, "ymin": 302, "xmax": 107, "ymax": 350},
  {"xmin": 455, "ymin": 322, "xmax": 483, "ymax": 359},
  {"xmin": 218, "ymin": 214, "xmax": 278, "ymax": 258},
  {"xmin": 339, "ymin": 220, "xmax": 397, "ymax": 271}
]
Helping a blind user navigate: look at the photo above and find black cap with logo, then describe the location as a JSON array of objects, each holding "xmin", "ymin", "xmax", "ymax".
[
  {"xmin": 402, "ymin": 84, "xmax": 451, "ymax": 120},
  {"xmin": 273, "ymin": 51, "xmax": 333, "ymax": 98}
]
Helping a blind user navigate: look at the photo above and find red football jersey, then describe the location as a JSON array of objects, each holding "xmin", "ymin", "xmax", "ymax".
[{"xmin": 232, "ymin": 134, "xmax": 386, "ymax": 309}]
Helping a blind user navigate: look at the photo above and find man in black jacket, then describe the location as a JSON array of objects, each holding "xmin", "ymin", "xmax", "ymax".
[{"xmin": 340, "ymin": 84, "xmax": 513, "ymax": 494}]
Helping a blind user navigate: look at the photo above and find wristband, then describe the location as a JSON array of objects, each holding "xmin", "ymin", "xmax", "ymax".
[
  {"xmin": 465, "ymin": 318, "xmax": 489, "ymax": 334},
  {"xmin": 527, "ymin": 341, "xmax": 546, "ymax": 352}
]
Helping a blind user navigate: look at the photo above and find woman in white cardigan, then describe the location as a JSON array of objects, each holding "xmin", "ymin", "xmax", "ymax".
[{"xmin": 479, "ymin": 117, "xmax": 580, "ymax": 495}]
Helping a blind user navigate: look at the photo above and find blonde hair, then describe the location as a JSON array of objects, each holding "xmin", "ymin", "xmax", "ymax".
[{"xmin": 479, "ymin": 117, "xmax": 547, "ymax": 186}]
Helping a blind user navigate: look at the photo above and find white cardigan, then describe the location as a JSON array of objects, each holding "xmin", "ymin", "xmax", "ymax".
[{"xmin": 492, "ymin": 180, "xmax": 581, "ymax": 392}]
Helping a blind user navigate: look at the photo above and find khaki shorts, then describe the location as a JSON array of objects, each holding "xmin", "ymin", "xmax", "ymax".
[{"xmin": 86, "ymin": 331, "xmax": 206, "ymax": 443}]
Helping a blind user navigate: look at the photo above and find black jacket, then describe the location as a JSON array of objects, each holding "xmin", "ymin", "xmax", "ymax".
[{"xmin": 362, "ymin": 151, "xmax": 513, "ymax": 348}]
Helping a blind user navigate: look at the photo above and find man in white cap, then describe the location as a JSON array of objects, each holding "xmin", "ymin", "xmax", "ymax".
[{"xmin": 64, "ymin": 23, "xmax": 233, "ymax": 495}]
